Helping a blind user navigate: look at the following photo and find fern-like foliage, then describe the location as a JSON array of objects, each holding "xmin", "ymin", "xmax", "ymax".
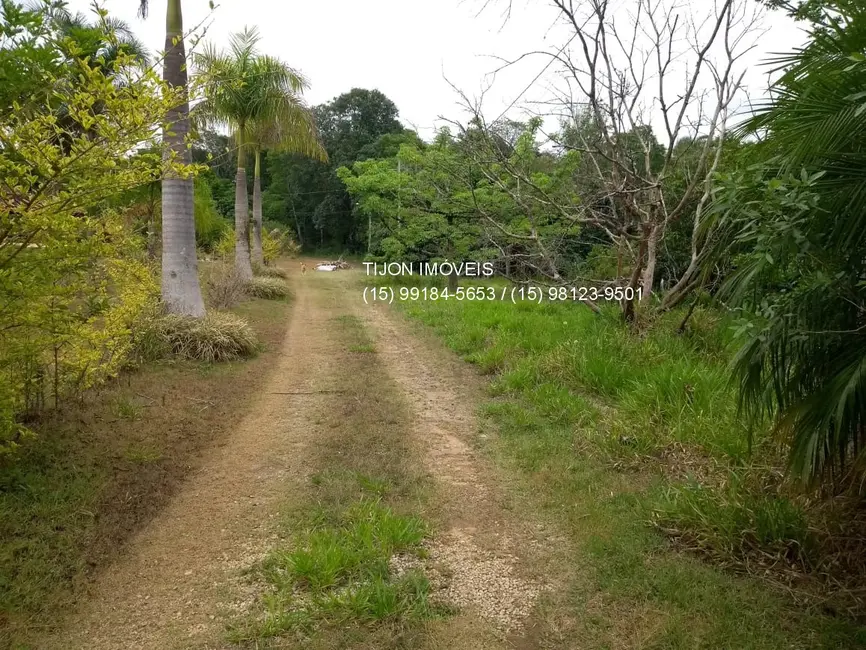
[{"xmin": 706, "ymin": 6, "xmax": 866, "ymax": 487}]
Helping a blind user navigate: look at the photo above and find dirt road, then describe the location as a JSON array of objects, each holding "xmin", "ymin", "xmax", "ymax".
[{"xmin": 41, "ymin": 266, "xmax": 557, "ymax": 649}]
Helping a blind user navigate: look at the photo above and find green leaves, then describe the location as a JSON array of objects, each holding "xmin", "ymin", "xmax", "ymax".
[
  {"xmin": 0, "ymin": 1, "xmax": 185, "ymax": 450},
  {"xmin": 193, "ymin": 28, "xmax": 324, "ymax": 165},
  {"xmin": 709, "ymin": 6, "xmax": 866, "ymax": 486}
]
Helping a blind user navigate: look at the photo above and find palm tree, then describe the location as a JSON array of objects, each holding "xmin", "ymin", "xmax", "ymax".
[
  {"xmin": 52, "ymin": 9, "xmax": 150, "ymax": 72},
  {"xmin": 704, "ymin": 5, "xmax": 866, "ymax": 487},
  {"xmin": 194, "ymin": 27, "xmax": 323, "ymax": 278},
  {"xmin": 247, "ymin": 111, "xmax": 326, "ymax": 265},
  {"xmin": 41, "ymin": 9, "xmax": 150, "ymax": 155},
  {"xmin": 138, "ymin": 0, "xmax": 206, "ymax": 317}
]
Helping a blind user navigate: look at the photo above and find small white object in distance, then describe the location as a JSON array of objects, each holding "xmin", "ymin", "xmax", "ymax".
[{"xmin": 316, "ymin": 264, "xmax": 337, "ymax": 272}]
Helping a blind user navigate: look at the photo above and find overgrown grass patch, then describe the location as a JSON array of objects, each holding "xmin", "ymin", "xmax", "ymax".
[
  {"xmin": 135, "ymin": 312, "xmax": 260, "ymax": 363},
  {"xmin": 405, "ymin": 297, "xmax": 748, "ymax": 459},
  {"xmin": 652, "ymin": 478, "xmax": 815, "ymax": 570},
  {"xmin": 246, "ymin": 276, "xmax": 291, "ymax": 300},
  {"xmin": 398, "ymin": 289, "xmax": 866, "ymax": 647}
]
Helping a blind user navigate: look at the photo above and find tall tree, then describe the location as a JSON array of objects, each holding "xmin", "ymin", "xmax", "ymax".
[
  {"xmin": 138, "ymin": 0, "xmax": 206, "ymax": 316},
  {"xmin": 0, "ymin": 1, "xmax": 182, "ymax": 443},
  {"xmin": 247, "ymin": 104, "xmax": 326, "ymax": 265},
  {"xmin": 194, "ymin": 27, "xmax": 319, "ymax": 278},
  {"xmin": 52, "ymin": 7, "xmax": 149, "ymax": 71},
  {"xmin": 263, "ymin": 89, "xmax": 404, "ymax": 251}
]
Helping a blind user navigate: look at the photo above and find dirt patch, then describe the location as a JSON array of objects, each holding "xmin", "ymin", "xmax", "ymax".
[
  {"xmin": 31, "ymin": 264, "xmax": 336, "ymax": 649},
  {"xmin": 392, "ymin": 528, "xmax": 539, "ymax": 631},
  {"xmin": 18, "ymin": 266, "xmax": 575, "ymax": 649},
  {"xmin": 358, "ymin": 301, "xmax": 554, "ymax": 643},
  {"xmin": 654, "ymin": 441, "xmax": 729, "ymax": 489},
  {"xmin": 0, "ymin": 296, "xmax": 289, "ymax": 648}
]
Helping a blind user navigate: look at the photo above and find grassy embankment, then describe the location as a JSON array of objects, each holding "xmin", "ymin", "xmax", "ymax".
[
  {"xmin": 392, "ymin": 277, "xmax": 866, "ymax": 649},
  {"xmin": 0, "ymin": 263, "xmax": 290, "ymax": 649}
]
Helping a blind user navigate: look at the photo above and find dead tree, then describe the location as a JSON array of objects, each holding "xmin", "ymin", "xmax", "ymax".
[
  {"xmin": 461, "ymin": 0, "xmax": 761, "ymax": 318},
  {"xmin": 555, "ymin": 0, "xmax": 760, "ymax": 308}
]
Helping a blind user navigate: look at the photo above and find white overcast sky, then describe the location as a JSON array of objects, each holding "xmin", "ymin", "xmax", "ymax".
[{"xmin": 68, "ymin": 0, "xmax": 808, "ymax": 140}]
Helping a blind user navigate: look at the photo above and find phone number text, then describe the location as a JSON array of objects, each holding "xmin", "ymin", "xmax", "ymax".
[{"xmin": 362, "ymin": 285, "xmax": 642, "ymax": 305}]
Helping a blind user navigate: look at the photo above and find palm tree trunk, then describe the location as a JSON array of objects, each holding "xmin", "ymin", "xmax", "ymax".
[
  {"xmin": 160, "ymin": 0, "xmax": 205, "ymax": 317},
  {"xmin": 234, "ymin": 128, "xmax": 254, "ymax": 280},
  {"xmin": 251, "ymin": 148, "xmax": 264, "ymax": 267}
]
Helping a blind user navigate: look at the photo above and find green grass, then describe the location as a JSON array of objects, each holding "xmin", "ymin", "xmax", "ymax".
[
  {"xmin": 408, "ymin": 297, "xmax": 747, "ymax": 458},
  {"xmin": 123, "ymin": 442, "xmax": 162, "ymax": 464},
  {"xmin": 242, "ymin": 495, "xmax": 437, "ymax": 641},
  {"xmin": 113, "ymin": 397, "xmax": 143, "ymax": 422},
  {"xmin": 0, "ymin": 445, "xmax": 103, "ymax": 622},
  {"xmin": 264, "ymin": 500, "xmax": 426, "ymax": 592},
  {"xmin": 652, "ymin": 479, "xmax": 815, "ymax": 566},
  {"xmin": 397, "ymin": 288, "xmax": 866, "ymax": 648}
]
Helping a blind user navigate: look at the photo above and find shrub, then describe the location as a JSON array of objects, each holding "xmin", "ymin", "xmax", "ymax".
[
  {"xmin": 194, "ymin": 177, "xmax": 229, "ymax": 250},
  {"xmin": 246, "ymin": 277, "xmax": 290, "ymax": 300},
  {"xmin": 204, "ymin": 264, "xmax": 247, "ymax": 309},
  {"xmin": 0, "ymin": 5, "xmax": 179, "ymax": 452},
  {"xmin": 215, "ymin": 228, "xmax": 300, "ymax": 265},
  {"xmin": 262, "ymin": 226, "xmax": 301, "ymax": 262},
  {"xmin": 214, "ymin": 229, "xmax": 236, "ymax": 261},
  {"xmin": 253, "ymin": 264, "xmax": 287, "ymax": 279},
  {"xmin": 135, "ymin": 313, "xmax": 259, "ymax": 363}
]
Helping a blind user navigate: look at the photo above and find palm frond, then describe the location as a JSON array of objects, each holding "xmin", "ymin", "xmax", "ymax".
[
  {"xmin": 193, "ymin": 28, "xmax": 325, "ymax": 163},
  {"xmin": 705, "ymin": 6, "xmax": 866, "ymax": 487}
]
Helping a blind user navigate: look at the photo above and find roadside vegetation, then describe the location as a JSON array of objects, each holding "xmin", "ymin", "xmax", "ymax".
[
  {"xmin": 0, "ymin": 1, "xmax": 313, "ymax": 457},
  {"xmin": 332, "ymin": 1, "xmax": 866, "ymax": 642},
  {"xmin": 4, "ymin": 0, "xmax": 866, "ymax": 646},
  {"xmin": 0, "ymin": 2, "xmax": 311, "ymax": 645},
  {"xmin": 0, "ymin": 285, "xmax": 291, "ymax": 648},
  {"xmin": 397, "ymin": 294, "xmax": 866, "ymax": 647}
]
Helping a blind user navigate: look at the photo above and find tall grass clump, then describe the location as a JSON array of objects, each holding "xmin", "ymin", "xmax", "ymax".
[
  {"xmin": 253, "ymin": 263, "xmax": 287, "ymax": 279},
  {"xmin": 652, "ymin": 478, "xmax": 816, "ymax": 570},
  {"xmin": 135, "ymin": 313, "xmax": 259, "ymax": 363},
  {"xmin": 246, "ymin": 277, "xmax": 290, "ymax": 300},
  {"xmin": 203, "ymin": 264, "xmax": 247, "ymax": 309}
]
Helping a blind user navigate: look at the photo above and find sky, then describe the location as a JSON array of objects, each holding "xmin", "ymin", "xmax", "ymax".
[{"xmin": 66, "ymin": 0, "xmax": 809, "ymax": 141}]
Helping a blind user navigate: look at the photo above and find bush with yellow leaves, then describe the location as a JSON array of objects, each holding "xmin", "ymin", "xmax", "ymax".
[{"xmin": 0, "ymin": 8, "xmax": 193, "ymax": 453}]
